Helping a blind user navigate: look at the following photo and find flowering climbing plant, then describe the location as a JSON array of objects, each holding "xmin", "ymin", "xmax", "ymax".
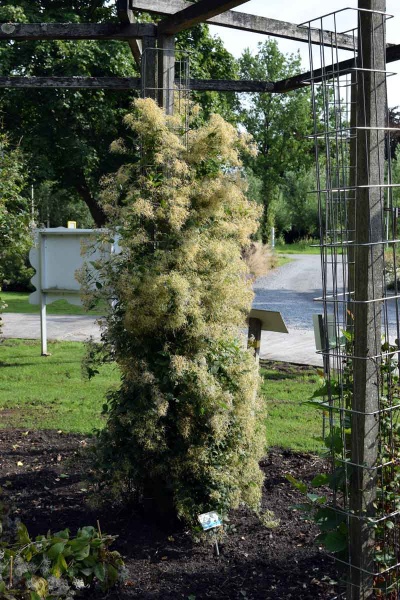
[{"xmin": 81, "ymin": 98, "xmax": 265, "ymax": 527}]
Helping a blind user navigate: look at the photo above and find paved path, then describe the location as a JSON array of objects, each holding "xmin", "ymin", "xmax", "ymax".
[
  {"xmin": 255, "ymin": 254, "xmax": 323, "ymax": 365},
  {"xmin": 1, "ymin": 313, "xmax": 101, "ymax": 343},
  {"xmin": 1, "ymin": 254, "xmax": 327, "ymax": 365}
]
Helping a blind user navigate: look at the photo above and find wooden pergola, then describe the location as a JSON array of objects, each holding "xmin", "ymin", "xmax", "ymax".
[
  {"xmin": 2, "ymin": 3, "xmax": 399, "ymax": 599},
  {"xmin": 1, "ymin": 0, "xmax": 399, "ymax": 102}
]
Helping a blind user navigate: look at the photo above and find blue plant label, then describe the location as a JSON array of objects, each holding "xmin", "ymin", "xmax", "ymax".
[{"xmin": 198, "ymin": 511, "xmax": 222, "ymax": 531}]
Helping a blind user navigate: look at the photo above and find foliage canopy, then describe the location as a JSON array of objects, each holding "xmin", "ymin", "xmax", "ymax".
[
  {"xmin": 0, "ymin": 133, "xmax": 32, "ymax": 290},
  {"xmin": 239, "ymin": 40, "xmax": 314, "ymax": 241},
  {"xmin": 0, "ymin": 1, "xmax": 238, "ymax": 226}
]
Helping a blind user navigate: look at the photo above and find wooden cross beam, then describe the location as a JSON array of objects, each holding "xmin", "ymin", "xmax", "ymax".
[
  {"xmin": 117, "ymin": 0, "xmax": 143, "ymax": 67},
  {"xmin": 158, "ymin": 0, "xmax": 250, "ymax": 35},
  {"xmin": 0, "ymin": 76, "xmax": 274, "ymax": 92},
  {"xmin": 130, "ymin": 0, "xmax": 356, "ymax": 50},
  {"xmin": 274, "ymin": 42, "xmax": 400, "ymax": 93},
  {"xmin": 0, "ymin": 22, "xmax": 156, "ymax": 41},
  {"xmin": 0, "ymin": 76, "xmax": 143, "ymax": 89}
]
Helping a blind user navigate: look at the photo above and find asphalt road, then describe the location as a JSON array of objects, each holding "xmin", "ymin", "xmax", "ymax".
[{"xmin": 254, "ymin": 254, "xmax": 323, "ymax": 331}]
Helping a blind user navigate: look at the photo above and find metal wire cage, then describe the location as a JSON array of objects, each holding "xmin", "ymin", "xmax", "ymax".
[
  {"xmin": 301, "ymin": 6, "xmax": 400, "ymax": 599},
  {"xmin": 141, "ymin": 46, "xmax": 191, "ymax": 143}
]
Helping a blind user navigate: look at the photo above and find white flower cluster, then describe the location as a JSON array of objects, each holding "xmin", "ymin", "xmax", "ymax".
[
  {"xmin": 40, "ymin": 555, "xmax": 51, "ymax": 576},
  {"xmin": 13, "ymin": 556, "xmax": 29, "ymax": 579},
  {"xmin": 47, "ymin": 575, "xmax": 73, "ymax": 596}
]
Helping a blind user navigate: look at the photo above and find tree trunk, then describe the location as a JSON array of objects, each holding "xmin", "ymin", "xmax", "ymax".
[{"xmin": 76, "ymin": 180, "xmax": 107, "ymax": 227}]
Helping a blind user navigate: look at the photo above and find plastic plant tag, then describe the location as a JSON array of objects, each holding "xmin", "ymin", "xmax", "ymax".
[{"xmin": 198, "ymin": 511, "xmax": 222, "ymax": 531}]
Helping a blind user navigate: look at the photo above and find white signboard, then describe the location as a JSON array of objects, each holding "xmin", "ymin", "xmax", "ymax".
[
  {"xmin": 29, "ymin": 228, "xmax": 109, "ymax": 307},
  {"xmin": 29, "ymin": 227, "xmax": 116, "ymax": 354}
]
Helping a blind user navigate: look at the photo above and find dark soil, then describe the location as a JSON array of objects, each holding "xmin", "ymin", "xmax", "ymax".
[{"xmin": 0, "ymin": 429, "xmax": 339, "ymax": 599}]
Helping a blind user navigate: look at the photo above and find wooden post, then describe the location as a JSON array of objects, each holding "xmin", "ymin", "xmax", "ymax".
[
  {"xmin": 157, "ymin": 34, "xmax": 175, "ymax": 114},
  {"xmin": 141, "ymin": 35, "xmax": 157, "ymax": 101},
  {"xmin": 347, "ymin": 72, "xmax": 357, "ymax": 327},
  {"xmin": 349, "ymin": 1, "xmax": 386, "ymax": 598},
  {"xmin": 247, "ymin": 318, "xmax": 262, "ymax": 362}
]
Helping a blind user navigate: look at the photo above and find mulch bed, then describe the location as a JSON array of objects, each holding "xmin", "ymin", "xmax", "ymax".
[{"xmin": 0, "ymin": 429, "xmax": 339, "ymax": 599}]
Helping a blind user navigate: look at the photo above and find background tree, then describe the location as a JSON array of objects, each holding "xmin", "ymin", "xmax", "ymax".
[
  {"xmin": 0, "ymin": 133, "xmax": 32, "ymax": 290},
  {"xmin": 0, "ymin": 1, "xmax": 238, "ymax": 226},
  {"xmin": 274, "ymin": 170, "xmax": 319, "ymax": 242},
  {"xmin": 82, "ymin": 99, "xmax": 265, "ymax": 525},
  {"xmin": 238, "ymin": 40, "xmax": 314, "ymax": 242}
]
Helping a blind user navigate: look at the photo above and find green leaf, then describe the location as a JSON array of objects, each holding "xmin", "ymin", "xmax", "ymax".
[
  {"xmin": 285, "ymin": 473, "xmax": 307, "ymax": 494},
  {"xmin": 73, "ymin": 544, "xmax": 90, "ymax": 560},
  {"xmin": 311, "ymin": 473, "xmax": 329, "ymax": 488},
  {"xmin": 55, "ymin": 529, "xmax": 70, "ymax": 539},
  {"xmin": 56, "ymin": 552, "xmax": 68, "ymax": 575},
  {"xmin": 342, "ymin": 330, "xmax": 353, "ymax": 342},
  {"xmin": 319, "ymin": 530, "xmax": 348, "ymax": 553},
  {"xmin": 315, "ymin": 507, "xmax": 345, "ymax": 532},
  {"xmin": 306, "ymin": 493, "xmax": 327, "ymax": 504},
  {"xmin": 94, "ymin": 562, "xmax": 106, "ymax": 582},
  {"xmin": 106, "ymin": 564, "xmax": 119, "ymax": 586},
  {"xmin": 47, "ymin": 541, "xmax": 66, "ymax": 559},
  {"xmin": 17, "ymin": 521, "xmax": 31, "ymax": 545}
]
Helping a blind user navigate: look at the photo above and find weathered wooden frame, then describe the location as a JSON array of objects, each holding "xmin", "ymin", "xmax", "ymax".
[{"xmin": 2, "ymin": 0, "xmax": 396, "ymax": 94}]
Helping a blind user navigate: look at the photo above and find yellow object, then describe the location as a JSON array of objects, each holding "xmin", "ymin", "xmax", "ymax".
[{"xmin": 67, "ymin": 221, "xmax": 77, "ymax": 229}]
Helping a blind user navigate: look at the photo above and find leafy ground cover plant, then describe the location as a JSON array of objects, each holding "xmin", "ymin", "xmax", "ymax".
[
  {"xmin": 0, "ymin": 517, "xmax": 125, "ymax": 599},
  {"xmin": 81, "ymin": 98, "xmax": 265, "ymax": 528}
]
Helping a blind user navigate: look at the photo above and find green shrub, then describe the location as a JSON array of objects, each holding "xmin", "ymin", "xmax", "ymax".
[{"xmin": 82, "ymin": 99, "xmax": 265, "ymax": 527}]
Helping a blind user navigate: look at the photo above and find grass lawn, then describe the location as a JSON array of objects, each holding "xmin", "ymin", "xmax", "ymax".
[
  {"xmin": 1, "ymin": 291, "xmax": 105, "ymax": 315},
  {"xmin": 261, "ymin": 362, "xmax": 324, "ymax": 453},
  {"xmin": 0, "ymin": 339, "xmax": 119, "ymax": 433},
  {"xmin": 274, "ymin": 241, "xmax": 320, "ymax": 255},
  {"xmin": 0, "ymin": 340, "xmax": 323, "ymax": 453},
  {"xmin": 275, "ymin": 255, "xmax": 293, "ymax": 267}
]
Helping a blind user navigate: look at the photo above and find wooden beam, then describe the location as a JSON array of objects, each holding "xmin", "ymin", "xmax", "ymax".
[
  {"xmin": 158, "ymin": 0, "xmax": 250, "ymax": 35},
  {"xmin": 274, "ymin": 43, "xmax": 400, "ymax": 93},
  {"xmin": 387, "ymin": 43, "xmax": 400, "ymax": 63},
  {"xmin": 0, "ymin": 76, "xmax": 274, "ymax": 92},
  {"xmin": 0, "ymin": 77, "xmax": 142, "ymax": 89},
  {"xmin": 189, "ymin": 78, "xmax": 274, "ymax": 92},
  {"xmin": 0, "ymin": 22, "xmax": 156, "ymax": 41},
  {"xmin": 130, "ymin": 0, "xmax": 356, "ymax": 50},
  {"xmin": 117, "ymin": 0, "xmax": 142, "ymax": 67}
]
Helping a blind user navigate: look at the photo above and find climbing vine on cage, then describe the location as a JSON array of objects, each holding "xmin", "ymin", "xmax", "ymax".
[
  {"xmin": 287, "ymin": 336, "xmax": 400, "ymax": 597},
  {"xmin": 79, "ymin": 98, "xmax": 266, "ymax": 528}
]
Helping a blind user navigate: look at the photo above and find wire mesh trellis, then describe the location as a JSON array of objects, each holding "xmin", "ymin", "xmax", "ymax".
[
  {"xmin": 141, "ymin": 46, "xmax": 191, "ymax": 144},
  {"xmin": 301, "ymin": 6, "xmax": 400, "ymax": 599}
]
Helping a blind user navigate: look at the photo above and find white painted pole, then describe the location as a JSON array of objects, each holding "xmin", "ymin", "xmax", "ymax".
[
  {"xmin": 271, "ymin": 226, "xmax": 275, "ymax": 249},
  {"xmin": 39, "ymin": 232, "xmax": 48, "ymax": 356}
]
